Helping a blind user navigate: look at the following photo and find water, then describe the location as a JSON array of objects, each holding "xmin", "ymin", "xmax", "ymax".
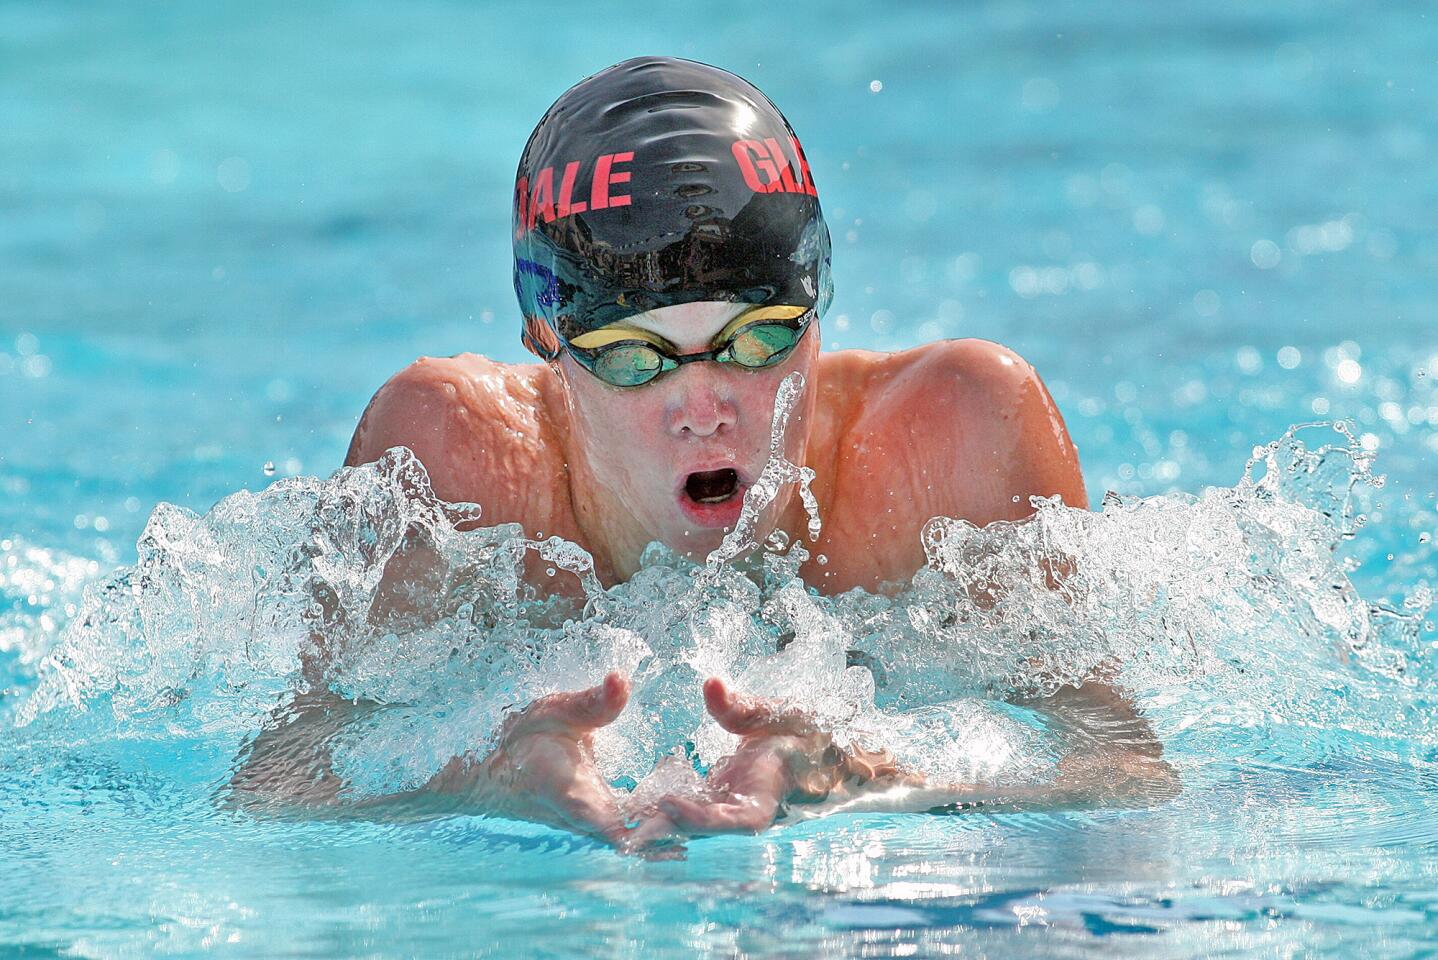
[{"xmin": 4, "ymin": 0, "xmax": 1438, "ymax": 956}]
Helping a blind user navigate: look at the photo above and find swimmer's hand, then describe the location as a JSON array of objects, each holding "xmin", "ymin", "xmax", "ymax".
[
  {"xmin": 645, "ymin": 678, "xmax": 1180, "ymax": 839},
  {"xmin": 1047, "ymin": 744, "xmax": 1181, "ymax": 806},
  {"xmin": 651, "ymin": 678, "xmax": 922, "ymax": 836},
  {"xmin": 232, "ymin": 673, "xmax": 679, "ymax": 858},
  {"xmin": 426, "ymin": 672, "xmax": 673, "ymax": 857},
  {"xmin": 1011, "ymin": 675, "xmax": 1181, "ymax": 807}
]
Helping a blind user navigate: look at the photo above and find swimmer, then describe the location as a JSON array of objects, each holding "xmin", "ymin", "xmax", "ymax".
[{"xmin": 235, "ymin": 57, "xmax": 1175, "ymax": 852}]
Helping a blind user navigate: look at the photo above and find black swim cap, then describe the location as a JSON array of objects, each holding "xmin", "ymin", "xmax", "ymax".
[{"xmin": 513, "ymin": 56, "xmax": 833, "ymax": 359}]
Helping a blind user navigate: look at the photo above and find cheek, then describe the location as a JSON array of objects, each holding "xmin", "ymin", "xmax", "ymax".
[
  {"xmin": 580, "ymin": 392, "xmax": 656, "ymax": 440},
  {"xmin": 733, "ymin": 376, "xmax": 782, "ymax": 426},
  {"xmin": 566, "ymin": 377, "xmax": 670, "ymax": 473},
  {"xmin": 737, "ymin": 349, "xmax": 818, "ymax": 428}
]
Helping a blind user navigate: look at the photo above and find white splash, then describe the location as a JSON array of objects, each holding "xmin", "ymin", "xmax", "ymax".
[
  {"xmin": 705, "ymin": 371, "xmax": 822, "ymax": 574},
  {"xmin": 5, "ymin": 416, "xmax": 1432, "ymax": 799}
]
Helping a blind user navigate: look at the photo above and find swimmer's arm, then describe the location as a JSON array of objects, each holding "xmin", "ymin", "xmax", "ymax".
[
  {"xmin": 229, "ymin": 674, "xmax": 675, "ymax": 855},
  {"xmin": 1011, "ymin": 675, "xmax": 1164, "ymax": 758},
  {"xmin": 228, "ymin": 703, "xmax": 488, "ymax": 822},
  {"xmin": 793, "ymin": 748, "xmax": 1178, "ymax": 820},
  {"xmin": 1002, "ymin": 675, "xmax": 1177, "ymax": 806},
  {"xmin": 223, "ymin": 689, "xmax": 541, "ymax": 817},
  {"xmin": 226, "ymin": 688, "xmax": 371, "ymax": 808},
  {"xmin": 952, "ymin": 346, "xmax": 1156, "ymax": 751},
  {"xmin": 927, "ymin": 349, "xmax": 1168, "ymax": 783},
  {"xmin": 223, "ymin": 692, "xmax": 502, "ymax": 821},
  {"xmin": 798, "ymin": 679, "xmax": 1174, "ymax": 817}
]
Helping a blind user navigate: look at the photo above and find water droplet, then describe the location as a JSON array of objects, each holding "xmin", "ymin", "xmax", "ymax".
[
  {"xmin": 262, "ymin": 461, "xmax": 276, "ymax": 476},
  {"xmin": 545, "ymin": 567, "xmax": 556, "ymax": 577},
  {"xmin": 216, "ymin": 156, "xmax": 251, "ymax": 192},
  {"xmin": 1250, "ymin": 238, "xmax": 1282, "ymax": 269},
  {"xmin": 816, "ymin": 554, "xmax": 828, "ymax": 566},
  {"xmin": 704, "ymin": 372, "xmax": 822, "ymax": 569}
]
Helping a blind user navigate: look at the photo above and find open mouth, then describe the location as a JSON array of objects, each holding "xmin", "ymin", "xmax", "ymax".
[{"xmin": 684, "ymin": 468, "xmax": 741, "ymax": 504}]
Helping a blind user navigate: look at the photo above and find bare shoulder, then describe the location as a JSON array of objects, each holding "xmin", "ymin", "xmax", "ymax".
[
  {"xmin": 930, "ymin": 340, "xmax": 1061, "ymax": 427},
  {"xmin": 877, "ymin": 337, "xmax": 1039, "ymax": 397},
  {"xmin": 822, "ymin": 339, "xmax": 1087, "ymax": 526},
  {"xmin": 904, "ymin": 338, "xmax": 1087, "ymax": 510},
  {"xmin": 345, "ymin": 353, "xmax": 564, "ymax": 507},
  {"xmin": 817, "ymin": 338, "xmax": 1040, "ymax": 413}
]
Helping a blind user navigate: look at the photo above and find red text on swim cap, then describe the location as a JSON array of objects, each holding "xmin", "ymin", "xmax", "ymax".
[
  {"xmin": 731, "ymin": 137, "xmax": 818, "ymax": 197},
  {"xmin": 514, "ymin": 152, "xmax": 633, "ymax": 240}
]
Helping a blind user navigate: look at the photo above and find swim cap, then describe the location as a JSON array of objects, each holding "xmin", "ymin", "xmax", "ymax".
[{"xmin": 513, "ymin": 56, "xmax": 833, "ymax": 359}]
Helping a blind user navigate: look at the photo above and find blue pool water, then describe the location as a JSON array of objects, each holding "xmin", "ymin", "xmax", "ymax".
[{"xmin": 3, "ymin": 1, "xmax": 1437, "ymax": 956}]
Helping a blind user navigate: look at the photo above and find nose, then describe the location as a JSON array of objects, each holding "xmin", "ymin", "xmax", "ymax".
[{"xmin": 666, "ymin": 364, "xmax": 738, "ymax": 438}]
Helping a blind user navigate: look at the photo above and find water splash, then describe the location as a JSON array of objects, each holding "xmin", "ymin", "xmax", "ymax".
[
  {"xmin": 4, "ymin": 405, "xmax": 1432, "ymax": 799},
  {"xmin": 0, "ymin": 538, "xmax": 104, "ymax": 724},
  {"xmin": 704, "ymin": 371, "xmax": 822, "ymax": 575},
  {"xmin": 521, "ymin": 533, "xmax": 604, "ymax": 606}
]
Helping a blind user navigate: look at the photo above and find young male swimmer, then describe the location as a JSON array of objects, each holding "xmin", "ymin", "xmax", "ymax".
[{"xmin": 236, "ymin": 57, "xmax": 1174, "ymax": 853}]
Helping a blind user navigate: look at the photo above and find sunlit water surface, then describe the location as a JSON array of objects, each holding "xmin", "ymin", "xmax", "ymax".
[{"xmin": 3, "ymin": 1, "xmax": 1437, "ymax": 957}]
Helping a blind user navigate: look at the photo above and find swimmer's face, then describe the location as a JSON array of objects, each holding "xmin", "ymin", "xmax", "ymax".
[{"xmin": 557, "ymin": 301, "xmax": 819, "ymax": 563}]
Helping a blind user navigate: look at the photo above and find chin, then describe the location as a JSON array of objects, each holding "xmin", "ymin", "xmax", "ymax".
[{"xmin": 670, "ymin": 525, "xmax": 728, "ymax": 560}]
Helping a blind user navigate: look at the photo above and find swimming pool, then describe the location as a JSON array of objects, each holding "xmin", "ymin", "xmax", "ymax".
[{"xmin": 3, "ymin": 1, "xmax": 1436, "ymax": 956}]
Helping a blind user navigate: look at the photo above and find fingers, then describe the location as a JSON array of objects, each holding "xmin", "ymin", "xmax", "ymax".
[
  {"xmin": 843, "ymin": 745, "xmax": 917, "ymax": 786},
  {"xmin": 494, "ymin": 732, "xmax": 632, "ymax": 841},
  {"xmin": 702, "ymin": 677, "xmax": 814, "ymax": 738},
  {"xmin": 618, "ymin": 812, "xmax": 689, "ymax": 861},
  {"xmin": 658, "ymin": 792, "xmax": 780, "ymax": 836},
  {"xmin": 508, "ymin": 672, "xmax": 631, "ymax": 738},
  {"xmin": 575, "ymin": 671, "xmax": 631, "ymax": 729}
]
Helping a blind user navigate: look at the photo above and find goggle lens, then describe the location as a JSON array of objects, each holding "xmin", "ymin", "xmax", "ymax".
[
  {"xmin": 592, "ymin": 343, "xmax": 669, "ymax": 386},
  {"xmin": 722, "ymin": 323, "xmax": 802, "ymax": 368}
]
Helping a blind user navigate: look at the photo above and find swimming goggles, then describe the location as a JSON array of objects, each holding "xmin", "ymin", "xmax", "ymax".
[{"xmin": 561, "ymin": 305, "xmax": 814, "ymax": 388}]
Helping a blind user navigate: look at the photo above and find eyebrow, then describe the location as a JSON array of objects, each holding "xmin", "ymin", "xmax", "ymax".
[{"xmin": 568, "ymin": 304, "xmax": 810, "ymax": 351}]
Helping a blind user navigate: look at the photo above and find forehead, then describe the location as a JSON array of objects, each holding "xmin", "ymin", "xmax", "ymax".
[{"xmin": 616, "ymin": 301, "xmax": 750, "ymax": 346}]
